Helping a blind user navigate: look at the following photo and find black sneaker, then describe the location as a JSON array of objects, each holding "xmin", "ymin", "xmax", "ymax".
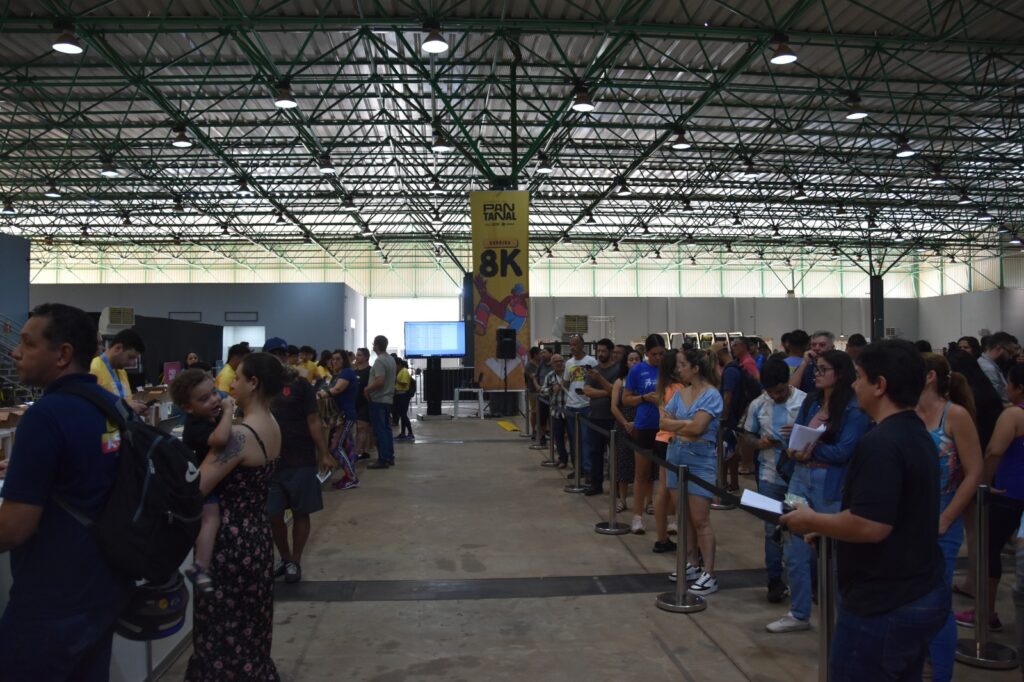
[
  {"xmin": 583, "ymin": 487, "xmax": 603, "ymax": 496},
  {"xmin": 357, "ymin": 452, "xmax": 372, "ymax": 461},
  {"xmin": 284, "ymin": 562, "xmax": 301, "ymax": 584},
  {"xmin": 367, "ymin": 460, "xmax": 389, "ymax": 470},
  {"xmin": 273, "ymin": 561, "xmax": 288, "ymax": 580},
  {"xmin": 767, "ymin": 577, "xmax": 789, "ymax": 603},
  {"xmin": 653, "ymin": 539, "xmax": 678, "ymax": 553}
]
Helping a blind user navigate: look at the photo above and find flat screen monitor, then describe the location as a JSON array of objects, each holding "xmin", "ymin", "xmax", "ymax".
[{"xmin": 405, "ymin": 321, "xmax": 466, "ymax": 358}]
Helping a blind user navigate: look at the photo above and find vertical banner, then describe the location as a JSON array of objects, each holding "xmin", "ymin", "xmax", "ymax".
[{"xmin": 470, "ymin": 191, "xmax": 530, "ymax": 390}]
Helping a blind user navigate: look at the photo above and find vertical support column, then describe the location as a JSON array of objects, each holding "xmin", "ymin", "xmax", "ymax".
[
  {"xmin": 869, "ymin": 275, "xmax": 884, "ymax": 341},
  {"xmin": 463, "ymin": 272, "xmax": 475, "ymax": 363}
]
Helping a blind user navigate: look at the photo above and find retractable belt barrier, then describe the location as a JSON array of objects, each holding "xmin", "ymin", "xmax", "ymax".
[
  {"xmin": 534, "ymin": 394, "xmax": 559, "ymax": 468},
  {"xmin": 555, "ymin": 414, "xmax": 840, "ymax": 677},
  {"xmin": 955, "ymin": 484, "xmax": 1019, "ymax": 670}
]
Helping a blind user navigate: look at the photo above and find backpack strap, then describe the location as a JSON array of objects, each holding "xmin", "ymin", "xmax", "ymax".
[{"xmin": 237, "ymin": 423, "xmax": 269, "ymax": 465}]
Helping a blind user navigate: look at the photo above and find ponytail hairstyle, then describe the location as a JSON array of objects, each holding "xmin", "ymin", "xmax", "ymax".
[
  {"xmin": 683, "ymin": 348, "xmax": 720, "ymax": 389},
  {"xmin": 655, "ymin": 348, "xmax": 679, "ymax": 405},
  {"xmin": 923, "ymin": 352, "xmax": 977, "ymax": 423}
]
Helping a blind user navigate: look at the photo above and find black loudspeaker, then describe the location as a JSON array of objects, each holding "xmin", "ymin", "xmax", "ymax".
[{"xmin": 496, "ymin": 328, "xmax": 517, "ymax": 359}]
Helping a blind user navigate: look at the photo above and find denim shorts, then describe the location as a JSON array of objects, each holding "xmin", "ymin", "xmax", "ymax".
[{"xmin": 666, "ymin": 439, "xmax": 717, "ymax": 498}]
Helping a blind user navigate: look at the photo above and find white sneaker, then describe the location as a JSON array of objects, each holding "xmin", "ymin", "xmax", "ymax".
[
  {"xmin": 631, "ymin": 515, "xmax": 646, "ymax": 534},
  {"xmin": 669, "ymin": 563, "xmax": 702, "ymax": 583},
  {"xmin": 667, "ymin": 518, "xmax": 678, "ymax": 535},
  {"xmin": 689, "ymin": 571, "xmax": 719, "ymax": 595},
  {"xmin": 766, "ymin": 613, "xmax": 811, "ymax": 633}
]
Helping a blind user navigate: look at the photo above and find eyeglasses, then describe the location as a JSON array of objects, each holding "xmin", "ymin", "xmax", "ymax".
[{"xmin": 813, "ymin": 365, "xmax": 834, "ymax": 376}]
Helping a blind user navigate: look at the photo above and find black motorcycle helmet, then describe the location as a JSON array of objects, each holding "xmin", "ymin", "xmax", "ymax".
[{"xmin": 115, "ymin": 572, "xmax": 190, "ymax": 641}]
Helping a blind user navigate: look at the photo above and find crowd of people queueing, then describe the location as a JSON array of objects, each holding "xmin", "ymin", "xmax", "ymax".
[
  {"xmin": 0, "ymin": 304, "xmax": 416, "ymax": 681},
  {"xmin": 522, "ymin": 328, "xmax": 1023, "ymax": 680}
]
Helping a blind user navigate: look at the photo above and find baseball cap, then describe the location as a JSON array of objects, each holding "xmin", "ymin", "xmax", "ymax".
[{"xmin": 263, "ymin": 337, "xmax": 288, "ymax": 353}]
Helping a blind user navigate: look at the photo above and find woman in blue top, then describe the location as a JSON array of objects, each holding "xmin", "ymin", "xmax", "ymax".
[
  {"xmin": 660, "ymin": 349, "xmax": 724, "ymax": 596},
  {"xmin": 767, "ymin": 350, "xmax": 869, "ymax": 633},
  {"xmin": 319, "ymin": 350, "xmax": 360, "ymax": 490}
]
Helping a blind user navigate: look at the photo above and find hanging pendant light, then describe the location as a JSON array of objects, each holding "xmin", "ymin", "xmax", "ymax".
[
  {"xmin": 273, "ymin": 82, "xmax": 298, "ymax": 109},
  {"xmin": 769, "ymin": 33, "xmax": 798, "ymax": 65}
]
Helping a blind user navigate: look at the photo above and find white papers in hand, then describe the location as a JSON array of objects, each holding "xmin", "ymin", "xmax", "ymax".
[
  {"xmin": 740, "ymin": 489, "xmax": 783, "ymax": 515},
  {"xmin": 788, "ymin": 423, "xmax": 826, "ymax": 451}
]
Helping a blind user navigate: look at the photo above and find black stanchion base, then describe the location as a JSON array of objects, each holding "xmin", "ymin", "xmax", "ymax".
[
  {"xmin": 955, "ymin": 639, "xmax": 1018, "ymax": 670},
  {"xmin": 594, "ymin": 521, "xmax": 630, "ymax": 535},
  {"xmin": 655, "ymin": 590, "xmax": 707, "ymax": 613},
  {"xmin": 564, "ymin": 483, "xmax": 588, "ymax": 494}
]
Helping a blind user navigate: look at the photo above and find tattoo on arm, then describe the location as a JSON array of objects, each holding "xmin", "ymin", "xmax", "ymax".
[{"xmin": 216, "ymin": 430, "xmax": 246, "ymax": 463}]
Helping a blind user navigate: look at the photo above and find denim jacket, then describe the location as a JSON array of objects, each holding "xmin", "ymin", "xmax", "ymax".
[{"xmin": 795, "ymin": 395, "xmax": 870, "ymax": 501}]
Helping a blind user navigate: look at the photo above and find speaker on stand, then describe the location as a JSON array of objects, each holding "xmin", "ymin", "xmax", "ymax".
[{"xmin": 491, "ymin": 328, "xmax": 518, "ymax": 417}]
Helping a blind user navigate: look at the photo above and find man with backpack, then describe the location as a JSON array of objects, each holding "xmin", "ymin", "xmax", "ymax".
[
  {"xmin": 721, "ymin": 338, "xmax": 762, "ymax": 491},
  {"xmin": 0, "ymin": 303, "xmax": 134, "ymax": 679}
]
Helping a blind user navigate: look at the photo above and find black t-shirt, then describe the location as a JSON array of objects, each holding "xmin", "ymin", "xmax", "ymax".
[
  {"xmin": 354, "ymin": 366, "xmax": 371, "ymax": 408},
  {"xmin": 271, "ymin": 378, "xmax": 318, "ymax": 469},
  {"xmin": 183, "ymin": 414, "xmax": 218, "ymax": 461},
  {"xmin": 837, "ymin": 410, "xmax": 945, "ymax": 616},
  {"xmin": 587, "ymin": 363, "xmax": 620, "ymax": 420}
]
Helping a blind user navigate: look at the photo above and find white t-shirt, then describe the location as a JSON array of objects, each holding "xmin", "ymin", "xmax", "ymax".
[
  {"xmin": 744, "ymin": 387, "xmax": 806, "ymax": 485},
  {"xmin": 563, "ymin": 354, "xmax": 597, "ymax": 410}
]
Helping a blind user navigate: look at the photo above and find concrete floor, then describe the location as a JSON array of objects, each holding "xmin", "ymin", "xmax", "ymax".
[{"xmin": 161, "ymin": 413, "xmax": 1019, "ymax": 681}]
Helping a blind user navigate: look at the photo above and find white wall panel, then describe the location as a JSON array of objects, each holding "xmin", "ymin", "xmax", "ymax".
[
  {"xmin": 680, "ymin": 268, "xmax": 721, "ymax": 297},
  {"xmin": 942, "ymin": 263, "xmax": 970, "ymax": 295},
  {"xmin": 637, "ymin": 266, "xmax": 680, "ymax": 297},
  {"xmin": 972, "ymin": 257, "xmax": 1001, "ymax": 291},
  {"xmin": 918, "ymin": 267, "xmax": 942, "ymax": 297},
  {"xmin": 721, "ymin": 268, "xmax": 762, "ymax": 298}
]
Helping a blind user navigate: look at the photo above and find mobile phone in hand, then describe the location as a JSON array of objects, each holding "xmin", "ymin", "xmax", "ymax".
[{"xmin": 574, "ymin": 388, "xmax": 584, "ymax": 395}]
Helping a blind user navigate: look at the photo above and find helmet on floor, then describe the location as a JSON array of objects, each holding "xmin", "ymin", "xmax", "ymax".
[{"xmin": 114, "ymin": 572, "xmax": 191, "ymax": 641}]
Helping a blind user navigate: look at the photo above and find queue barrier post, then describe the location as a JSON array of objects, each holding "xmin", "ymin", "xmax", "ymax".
[
  {"xmin": 656, "ymin": 465, "xmax": 707, "ymax": 614},
  {"xmin": 955, "ymin": 485, "xmax": 1019, "ymax": 670},
  {"xmin": 564, "ymin": 412, "xmax": 587, "ymax": 494},
  {"xmin": 595, "ymin": 428, "xmax": 630, "ymax": 535},
  {"xmin": 817, "ymin": 536, "xmax": 837, "ymax": 682},
  {"xmin": 520, "ymin": 391, "xmax": 532, "ymax": 438},
  {"xmin": 538, "ymin": 396, "xmax": 558, "ymax": 468},
  {"xmin": 710, "ymin": 437, "xmax": 736, "ymax": 511}
]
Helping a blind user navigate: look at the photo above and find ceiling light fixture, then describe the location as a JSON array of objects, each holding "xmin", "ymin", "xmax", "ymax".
[
  {"xmin": 586, "ymin": 212, "xmax": 596, "ymax": 224},
  {"xmin": 431, "ymin": 127, "xmax": 455, "ymax": 153},
  {"xmin": 44, "ymin": 180, "xmax": 61, "ymax": 199},
  {"xmin": 670, "ymin": 132, "xmax": 692, "ymax": 150},
  {"xmin": 173, "ymin": 196, "xmax": 185, "ymax": 212},
  {"xmin": 317, "ymin": 153, "xmax": 335, "ymax": 175},
  {"xmin": 571, "ymin": 88, "xmax": 595, "ymax": 113},
  {"xmin": 956, "ymin": 191, "xmax": 972, "ymax": 205},
  {"xmin": 171, "ymin": 126, "xmax": 193, "ymax": 149},
  {"xmin": 122, "ymin": 214, "xmax": 132, "ymax": 227},
  {"xmin": 52, "ymin": 24, "xmax": 84, "ymax": 55},
  {"xmin": 342, "ymin": 195, "xmax": 357, "ymax": 211},
  {"xmin": 977, "ymin": 206, "xmax": 994, "ymax": 222},
  {"xmin": 844, "ymin": 92, "xmax": 868, "ymax": 120},
  {"xmin": 1, "ymin": 199, "xmax": 15, "ymax": 215},
  {"xmin": 536, "ymin": 153, "xmax": 553, "ymax": 175},
  {"xmin": 769, "ymin": 33, "xmax": 798, "ymax": 65},
  {"xmin": 732, "ymin": 214, "xmax": 741, "ymax": 226},
  {"xmin": 273, "ymin": 81, "xmax": 298, "ymax": 109},
  {"xmin": 894, "ymin": 136, "xmax": 916, "ymax": 158},
  {"xmin": 99, "ymin": 157, "xmax": 120, "ymax": 178},
  {"xmin": 422, "ymin": 25, "xmax": 449, "ymax": 55},
  {"xmin": 793, "ymin": 184, "xmax": 808, "ymax": 201},
  {"xmin": 1010, "ymin": 232, "xmax": 1022, "ymax": 246},
  {"xmin": 615, "ymin": 178, "xmax": 631, "ymax": 196},
  {"xmin": 927, "ymin": 165, "xmax": 946, "ymax": 185},
  {"xmin": 738, "ymin": 158, "xmax": 761, "ymax": 180},
  {"xmin": 238, "ymin": 178, "xmax": 252, "ymax": 196},
  {"xmin": 429, "ymin": 177, "xmax": 444, "ymax": 194},
  {"xmin": 996, "ymin": 223, "xmax": 1010, "ymax": 234}
]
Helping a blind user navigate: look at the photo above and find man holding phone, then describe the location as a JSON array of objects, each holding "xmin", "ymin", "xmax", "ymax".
[
  {"xmin": 563, "ymin": 334, "xmax": 596, "ymax": 480},
  {"xmin": 790, "ymin": 330, "xmax": 835, "ymax": 395}
]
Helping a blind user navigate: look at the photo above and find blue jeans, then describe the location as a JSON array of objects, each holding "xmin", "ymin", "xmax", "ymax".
[
  {"xmin": 928, "ymin": 490, "xmax": 963, "ymax": 682},
  {"xmin": 0, "ymin": 606, "xmax": 119, "ymax": 681},
  {"xmin": 564, "ymin": 406, "xmax": 591, "ymax": 475},
  {"xmin": 785, "ymin": 465, "xmax": 840, "ymax": 620},
  {"xmin": 759, "ymin": 479, "xmax": 789, "ymax": 581},
  {"xmin": 369, "ymin": 401, "xmax": 395, "ymax": 464},
  {"xmin": 551, "ymin": 414, "xmax": 569, "ymax": 463},
  {"xmin": 831, "ymin": 582, "xmax": 950, "ymax": 681}
]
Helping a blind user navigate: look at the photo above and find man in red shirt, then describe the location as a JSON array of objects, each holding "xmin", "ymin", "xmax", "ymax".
[{"xmin": 731, "ymin": 337, "xmax": 760, "ymax": 382}]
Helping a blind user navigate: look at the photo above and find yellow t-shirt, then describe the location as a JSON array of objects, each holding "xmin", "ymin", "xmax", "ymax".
[
  {"xmin": 90, "ymin": 355, "xmax": 131, "ymax": 398},
  {"xmin": 216, "ymin": 364, "xmax": 236, "ymax": 393},
  {"xmin": 396, "ymin": 367, "xmax": 411, "ymax": 393},
  {"xmin": 299, "ymin": 360, "xmax": 320, "ymax": 383},
  {"xmin": 316, "ymin": 365, "xmax": 331, "ymax": 380}
]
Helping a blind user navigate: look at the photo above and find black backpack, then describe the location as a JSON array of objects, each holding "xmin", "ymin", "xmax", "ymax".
[
  {"xmin": 724, "ymin": 361, "xmax": 761, "ymax": 425},
  {"xmin": 55, "ymin": 385, "xmax": 204, "ymax": 584}
]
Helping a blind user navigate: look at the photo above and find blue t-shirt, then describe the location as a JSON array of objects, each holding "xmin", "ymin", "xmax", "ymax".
[
  {"xmin": 625, "ymin": 361, "xmax": 660, "ymax": 430},
  {"xmin": 783, "ymin": 356, "xmax": 802, "ymax": 375},
  {"xmin": 0, "ymin": 374, "xmax": 132, "ymax": 617},
  {"xmin": 665, "ymin": 387, "xmax": 724, "ymax": 444},
  {"xmin": 332, "ymin": 368, "xmax": 359, "ymax": 421}
]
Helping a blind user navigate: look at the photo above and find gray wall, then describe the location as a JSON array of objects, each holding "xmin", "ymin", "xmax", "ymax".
[
  {"xmin": 30, "ymin": 283, "xmax": 362, "ymax": 356},
  {"xmin": 530, "ymin": 296, "xmax": 920, "ymax": 347},
  {"xmin": 0, "ymin": 234, "xmax": 30, "ymax": 326},
  {"xmin": 917, "ymin": 289, "xmax": 1022, "ymax": 349}
]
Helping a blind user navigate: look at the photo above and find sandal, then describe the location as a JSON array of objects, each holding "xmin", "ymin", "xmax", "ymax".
[
  {"xmin": 615, "ymin": 499, "xmax": 627, "ymax": 513},
  {"xmin": 185, "ymin": 562, "xmax": 215, "ymax": 596},
  {"xmin": 645, "ymin": 503, "xmax": 655, "ymax": 515}
]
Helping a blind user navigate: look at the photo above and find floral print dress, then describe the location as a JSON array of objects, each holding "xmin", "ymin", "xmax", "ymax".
[{"xmin": 186, "ymin": 427, "xmax": 279, "ymax": 681}]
